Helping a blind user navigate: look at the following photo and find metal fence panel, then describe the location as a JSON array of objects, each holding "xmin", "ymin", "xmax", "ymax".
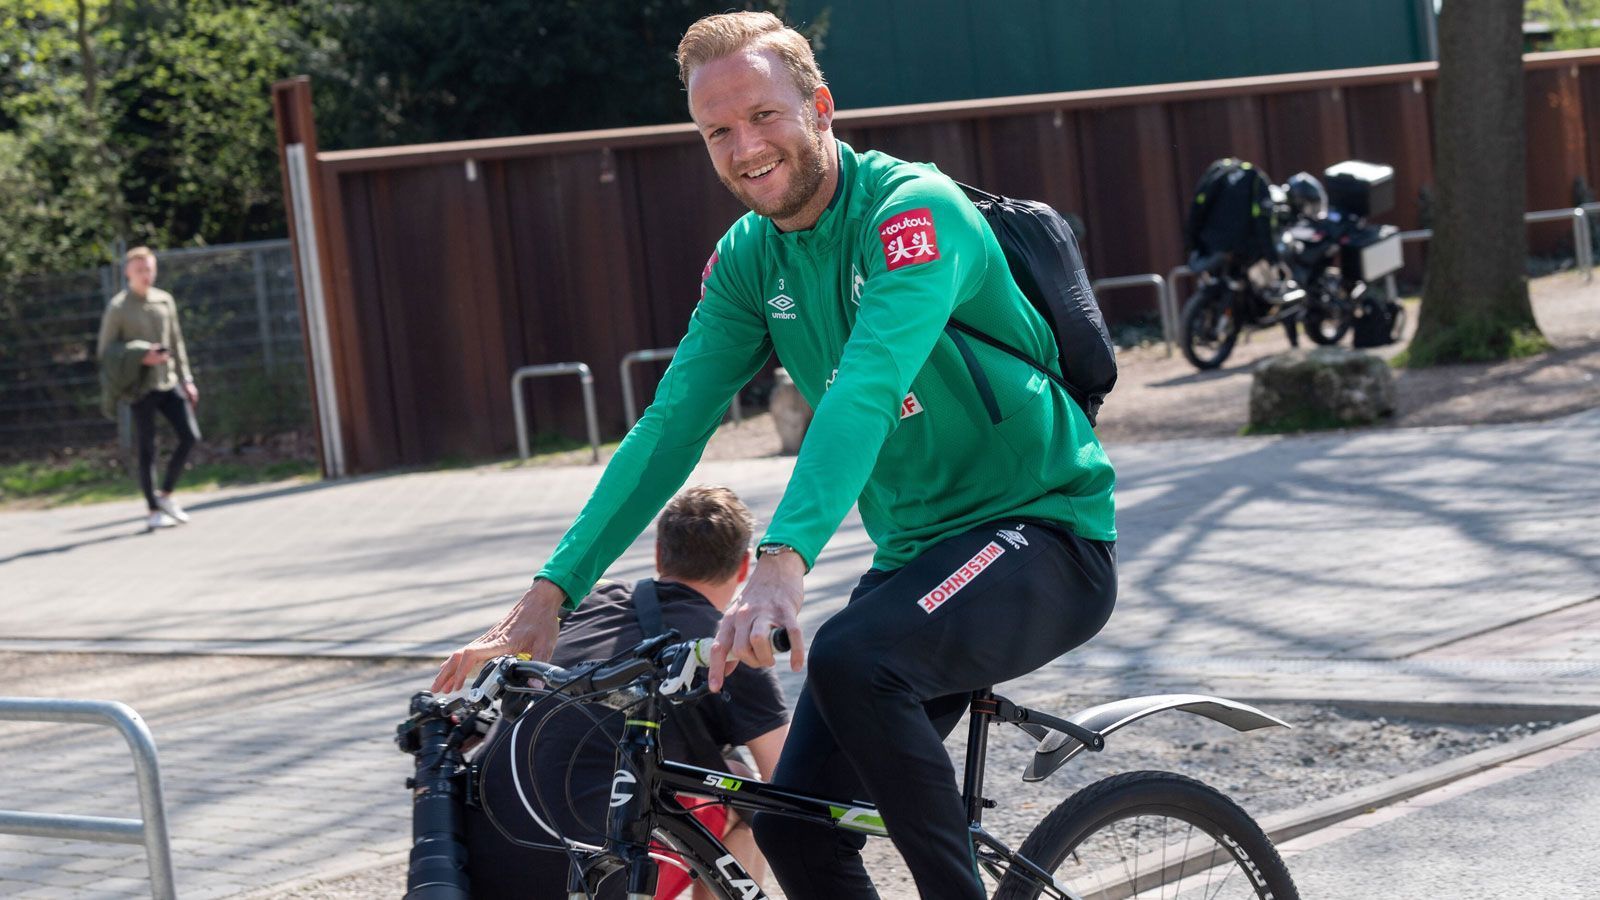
[{"xmin": 0, "ymin": 240, "xmax": 311, "ymax": 454}]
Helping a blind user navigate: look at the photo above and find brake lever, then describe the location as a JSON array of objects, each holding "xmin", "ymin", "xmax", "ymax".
[
  {"xmin": 659, "ymin": 640, "xmax": 709, "ymax": 697},
  {"xmin": 466, "ymin": 656, "xmax": 513, "ymax": 707},
  {"xmin": 669, "ymin": 682, "xmax": 718, "ymax": 704}
]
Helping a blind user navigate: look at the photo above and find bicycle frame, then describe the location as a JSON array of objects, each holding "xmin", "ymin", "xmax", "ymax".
[{"xmin": 572, "ymin": 685, "xmax": 1082, "ymax": 900}]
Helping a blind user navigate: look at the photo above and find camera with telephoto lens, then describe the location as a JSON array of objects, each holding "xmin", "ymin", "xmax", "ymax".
[{"xmin": 396, "ymin": 691, "xmax": 497, "ymax": 900}]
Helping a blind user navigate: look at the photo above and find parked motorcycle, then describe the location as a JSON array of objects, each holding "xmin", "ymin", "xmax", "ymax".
[{"xmin": 1179, "ymin": 159, "xmax": 1405, "ymax": 370}]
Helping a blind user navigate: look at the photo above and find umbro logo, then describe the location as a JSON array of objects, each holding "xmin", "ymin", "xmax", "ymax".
[
  {"xmin": 998, "ymin": 528, "xmax": 1028, "ymax": 549},
  {"xmin": 768, "ymin": 294, "xmax": 798, "ymax": 320}
]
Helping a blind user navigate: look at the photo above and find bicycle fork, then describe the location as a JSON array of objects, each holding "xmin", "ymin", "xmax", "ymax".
[{"xmin": 569, "ymin": 690, "xmax": 663, "ymax": 900}]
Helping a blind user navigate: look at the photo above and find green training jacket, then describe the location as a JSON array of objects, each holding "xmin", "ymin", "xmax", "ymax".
[{"xmin": 537, "ymin": 141, "xmax": 1115, "ymax": 608}]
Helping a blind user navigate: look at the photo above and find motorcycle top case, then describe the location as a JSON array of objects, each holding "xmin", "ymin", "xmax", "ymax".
[{"xmin": 1324, "ymin": 160, "xmax": 1395, "ymax": 219}]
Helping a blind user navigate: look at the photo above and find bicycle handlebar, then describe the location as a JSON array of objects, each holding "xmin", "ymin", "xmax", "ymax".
[{"xmin": 459, "ymin": 626, "xmax": 799, "ymax": 715}]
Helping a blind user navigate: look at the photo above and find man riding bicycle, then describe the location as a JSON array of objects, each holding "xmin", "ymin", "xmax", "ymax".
[{"xmin": 435, "ymin": 11, "xmax": 1117, "ymax": 898}]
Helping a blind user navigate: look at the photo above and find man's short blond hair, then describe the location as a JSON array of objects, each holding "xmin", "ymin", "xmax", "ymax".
[
  {"xmin": 125, "ymin": 246, "xmax": 156, "ymax": 265},
  {"xmin": 676, "ymin": 11, "xmax": 824, "ymax": 103}
]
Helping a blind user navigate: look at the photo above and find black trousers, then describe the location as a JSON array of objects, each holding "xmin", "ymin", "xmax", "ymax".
[
  {"xmin": 131, "ymin": 388, "xmax": 197, "ymax": 511},
  {"xmin": 752, "ymin": 520, "xmax": 1116, "ymax": 900}
]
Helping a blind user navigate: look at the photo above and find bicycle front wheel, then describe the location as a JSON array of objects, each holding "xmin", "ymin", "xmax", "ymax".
[{"xmin": 994, "ymin": 771, "xmax": 1298, "ymax": 900}]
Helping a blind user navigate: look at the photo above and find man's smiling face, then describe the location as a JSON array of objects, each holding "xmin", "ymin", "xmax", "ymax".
[{"xmin": 689, "ymin": 47, "xmax": 833, "ymax": 230}]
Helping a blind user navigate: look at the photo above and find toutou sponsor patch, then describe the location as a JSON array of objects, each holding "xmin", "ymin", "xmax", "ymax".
[
  {"xmin": 917, "ymin": 541, "xmax": 1005, "ymax": 613},
  {"xmin": 878, "ymin": 208, "xmax": 940, "ymax": 271}
]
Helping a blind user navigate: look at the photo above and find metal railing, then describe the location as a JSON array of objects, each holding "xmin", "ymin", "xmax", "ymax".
[
  {"xmin": 1399, "ymin": 206, "xmax": 1594, "ymax": 283},
  {"xmin": 0, "ymin": 698, "xmax": 176, "ymax": 900},
  {"xmin": 619, "ymin": 347, "xmax": 744, "ymax": 427},
  {"xmin": 1093, "ymin": 275, "xmax": 1175, "ymax": 356},
  {"xmin": 512, "ymin": 363, "xmax": 600, "ymax": 463}
]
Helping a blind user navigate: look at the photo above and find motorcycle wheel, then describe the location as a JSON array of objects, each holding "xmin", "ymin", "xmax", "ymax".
[
  {"xmin": 1180, "ymin": 285, "xmax": 1240, "ymax": 370},
  {"xmin": 1302, "ymin": 299, "xmax": 1352, "ymax": 345}
]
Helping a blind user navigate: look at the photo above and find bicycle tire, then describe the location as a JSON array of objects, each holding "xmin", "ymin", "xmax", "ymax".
[{"xmin": 994, "ymin": 771, "xmax": 1298, "ymax": 900}]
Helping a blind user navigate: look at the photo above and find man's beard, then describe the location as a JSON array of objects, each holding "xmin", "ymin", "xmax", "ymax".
[{"xmin": 720, "ymin": 125, "xmax": 829, "ymax": 223}]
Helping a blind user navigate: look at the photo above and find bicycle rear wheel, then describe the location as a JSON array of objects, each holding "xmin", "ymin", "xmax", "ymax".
[{"xmin": 994, "ymin": 771, "xmax": 1298, "ymax": 900}]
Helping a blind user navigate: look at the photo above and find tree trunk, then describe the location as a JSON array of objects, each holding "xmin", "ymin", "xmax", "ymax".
[
  {"xmin": 73, "ymin": 0, "xmax": 130, "ymax": 246},
  {"xmin": 1411, "ymin": 0, "xmax": 1546, "ymax": 365}
]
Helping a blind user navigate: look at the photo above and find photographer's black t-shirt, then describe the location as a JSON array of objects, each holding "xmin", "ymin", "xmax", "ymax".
[{"xmin": 465, "ymin": 579, "xmax": 788, "ymax": 898}]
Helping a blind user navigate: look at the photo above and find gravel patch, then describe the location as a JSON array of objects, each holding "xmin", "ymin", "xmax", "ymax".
[{"xmin": 285, "ymin": 696, "xmax": 1563, "ymax": 899}]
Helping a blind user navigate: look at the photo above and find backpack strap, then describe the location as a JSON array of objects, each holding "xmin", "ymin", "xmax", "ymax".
[
  {"xmin": 633, "ymin": 579, "xmax": 732, "ymax": 766},
  {"xmin": 945, "ymin": 319, "xmax": 1088, "ymax": 414},
  {"xmin": 953, "ymin": 179, "xmax": 1003, "ymax": 203},
  {"xmin": 631, "ymin": 578, "xmax": 664, "ymax": 638}
]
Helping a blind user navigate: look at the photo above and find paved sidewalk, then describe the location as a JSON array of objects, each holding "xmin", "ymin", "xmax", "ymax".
[
  {"xmin": 2, "ymin": 409, "xmax": 1599, "ymax": 896},
  {"xmin": 4, "ymin": 411, "xmax": 1597, "ymax": 664},
  {"xmin": 1283, "ymin": 733, "xmax": 1600, "ymax": 897}
]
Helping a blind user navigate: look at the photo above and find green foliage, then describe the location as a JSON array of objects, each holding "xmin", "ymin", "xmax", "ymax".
[
  {"xmin": 1527, "ymin": 0, "xmax": 1600, "ymax": 50},
  {"xmin": 0, "ymin": 0, "xmax": 828, "ymax": 278},
  {"xmin": 112, "ymin": 1, "xmax": 302, "ymax": 244},
  {"xmin": 303, "ymin": 0, "xmax": 827, "ymax": 149},
  {"xmin": 1400, "ymin": 315, "xmax": 1552, "ymax": 367},
  {"xmin": 1239, "ymin": 408, "xmax": 1350, "ymax": 436},
  {"xmin": 0, "ymin": 0, "xmax": 306, "ymax": 277},
  {"xmin": 0, "ymin": 454, "xmax": 318, "ymax": 508},
  {"xmin": 202, "ymin": 365, "xmax": 311, "ymax": 443}
]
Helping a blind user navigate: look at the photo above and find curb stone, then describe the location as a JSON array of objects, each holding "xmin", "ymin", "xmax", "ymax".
[{"xmin": 1258, "ymin": 709, "xmax": 1600, "ymax": 845}]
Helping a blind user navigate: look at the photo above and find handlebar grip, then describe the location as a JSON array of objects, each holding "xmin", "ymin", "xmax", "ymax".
[{"xmin": 770, "ymin": 628, "xmax": 792, "ymax": 654}]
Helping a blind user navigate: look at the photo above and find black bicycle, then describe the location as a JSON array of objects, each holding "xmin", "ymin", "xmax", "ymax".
[{"xmin": 399, "ymin": 630, "xmax": 1300, "ymax": 899}]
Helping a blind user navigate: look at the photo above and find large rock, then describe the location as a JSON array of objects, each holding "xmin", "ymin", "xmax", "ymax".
[
  {"xmin": 1250, "ymin": 347, "xmax": 1396, "ymax": 431},
  {"xmin": 768, "ymin": 368, "xmax": 812, "ymax": 454}
]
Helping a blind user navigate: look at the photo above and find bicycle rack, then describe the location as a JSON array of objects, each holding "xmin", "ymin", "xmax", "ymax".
[
  {"xmin": 0, "ymin": 698, "xmax": 176, "ymax": 900},
  {"xmin": 1094, "ymin": 273, "xmax": 1175, "ymax": 356},
  {"xmin": 1400, "ymin": 206, "xmax": 1594, "ymax": 284},
  {"xmin": 512, "ymin": 363, "xmax": 601, "ymax": 464},
  {"xmin": 619, "ymin": 347, "xmax": 744, "ymax": 428}
]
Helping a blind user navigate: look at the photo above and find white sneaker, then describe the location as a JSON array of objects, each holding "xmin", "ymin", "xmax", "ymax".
[
  {"xmin": 156, "ymin": 495, "xmax": 190, "ymax": 524},
  {"xmin": 147, "ymin": 511, "xmax": 179, "ymax": 530}
]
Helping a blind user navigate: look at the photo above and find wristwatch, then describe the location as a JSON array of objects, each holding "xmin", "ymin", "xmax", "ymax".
[{"xmin": 757, "ymin": 543, "xmax": 811, "ymax": 572}]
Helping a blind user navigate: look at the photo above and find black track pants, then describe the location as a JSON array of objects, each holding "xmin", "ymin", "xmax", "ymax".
[
  {"xmin": 131, "ymin": 388, "xmax": 197, "ymax": 510},
  {"xmin": 752, "ymin": 520, "xmax": 1116, "ymax": 899}
]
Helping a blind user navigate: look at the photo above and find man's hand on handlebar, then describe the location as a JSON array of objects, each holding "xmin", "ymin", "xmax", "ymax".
[
  {"xmin": 708, "ymin": 548, "xmax": 806, "ymax": 692},
  {"xmin": 432, "ymin": 579, "xmax": 567, "ymax": 694}
]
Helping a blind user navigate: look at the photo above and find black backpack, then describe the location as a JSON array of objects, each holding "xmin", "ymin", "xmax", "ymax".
[
  {"xmin": 947, "ymin": 182, "xmax": 1117, "ymax": 426},
  {"xmin": 1186, "ymin": 158, "xmax": 1275, "ymax": 263}
]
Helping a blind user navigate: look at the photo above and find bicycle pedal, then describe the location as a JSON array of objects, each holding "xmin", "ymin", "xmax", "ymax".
[{"xmin": 982, "ymin": 798, "xmax": 997, "ymax": 809}]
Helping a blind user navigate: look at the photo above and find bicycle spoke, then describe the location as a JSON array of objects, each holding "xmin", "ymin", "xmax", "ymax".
[{"xmin": 1176, "ymin": 823, "xmax": 1195, "ymax": 900}]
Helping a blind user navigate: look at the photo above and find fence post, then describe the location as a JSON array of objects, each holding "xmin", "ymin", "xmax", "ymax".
[
  {"xmin": 512, "ymin": 363, "xmax": 600, "ymax": 464},
  {"xmin": 252, "ymin": 247, "xmax": 275, "ymax": 370}
]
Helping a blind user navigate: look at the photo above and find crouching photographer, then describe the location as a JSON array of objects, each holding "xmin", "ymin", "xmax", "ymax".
[{"xmin": 400, "ymin": 487, "xmax": 789, "ymax": 899}]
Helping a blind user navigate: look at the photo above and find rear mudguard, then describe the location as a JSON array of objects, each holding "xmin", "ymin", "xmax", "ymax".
[{"xmin": 1021, "ymin": 693, "xmax": 1290, "ymax": 782}]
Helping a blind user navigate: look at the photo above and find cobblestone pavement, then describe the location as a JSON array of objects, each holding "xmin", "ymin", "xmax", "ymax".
[
  {"xmin": 0, "ymin": 654, "xmax": 428, "ymax": 899},
  {"xmin": 2, "ymin": 410, "xmax": 1598, "ymax": 896}
]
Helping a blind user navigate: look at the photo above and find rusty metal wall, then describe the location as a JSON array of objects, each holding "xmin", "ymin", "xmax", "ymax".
[{"xmin": 278, "ymin": 51, "xmax": 1600, "ymax": 472}]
